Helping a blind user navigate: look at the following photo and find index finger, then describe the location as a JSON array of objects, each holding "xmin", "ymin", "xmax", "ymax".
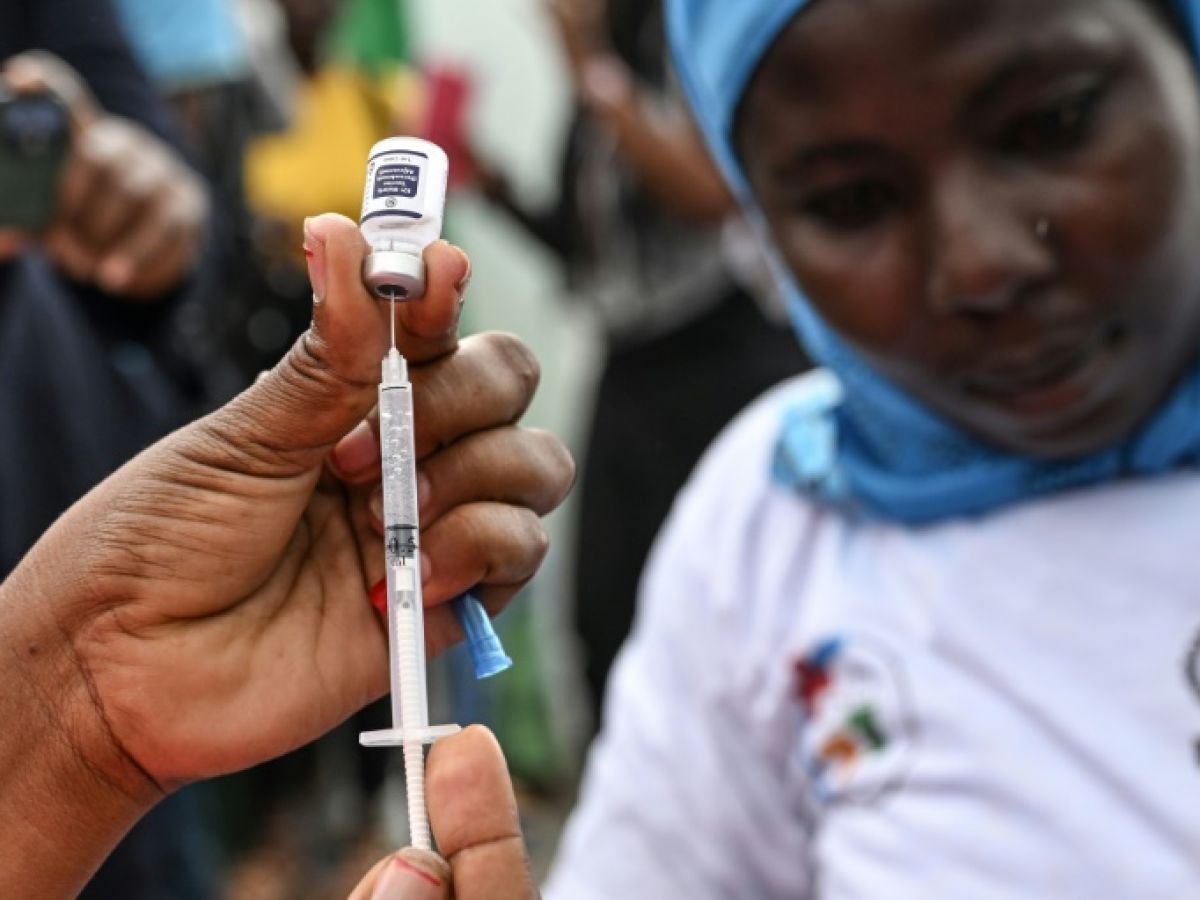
[{"xmin": 397, "ymin": 239, "xmax": 471, "ymax": 362}]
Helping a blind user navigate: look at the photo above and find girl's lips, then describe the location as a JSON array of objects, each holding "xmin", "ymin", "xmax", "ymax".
[{"xmin": 961, "ymin": 322, "xmax": 1124, "ymax": 417}]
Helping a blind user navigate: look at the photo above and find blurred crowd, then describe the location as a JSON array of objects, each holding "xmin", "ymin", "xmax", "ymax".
[{"xmin": 0, "ymin": 0, "xmax": 804, "ymax": 896}]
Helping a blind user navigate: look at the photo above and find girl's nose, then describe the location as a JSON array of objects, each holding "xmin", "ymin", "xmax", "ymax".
[{"xmin": 925, "ymin": 164, "xmax": 1056, "ymax": 317}]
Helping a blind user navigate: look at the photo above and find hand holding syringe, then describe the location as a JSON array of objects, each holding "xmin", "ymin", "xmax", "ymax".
[{"xmin": 357, "ymin": 137, "xmax": 512, "ymax": 851}]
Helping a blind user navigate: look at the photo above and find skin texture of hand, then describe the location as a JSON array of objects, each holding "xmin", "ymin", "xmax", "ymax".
[
  {"xmin": 1, "ymin": 51, "xmax": 209, "ymax": 298},
  {"xmin": 0, "ymin": 213, "xmax": 573, "ymax": 895},
  {"xmin": 347, "ymin": 727, "xmax": 538, "ymax": 900}
]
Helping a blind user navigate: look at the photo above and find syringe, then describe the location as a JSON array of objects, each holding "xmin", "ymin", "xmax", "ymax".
[
  {"xmin": 359, "ymin": 343, "xmax": 461, "ymax": 851},
  {"xmin": 357, "ymin": 136, "xmax": 513, "ymax": 851}
]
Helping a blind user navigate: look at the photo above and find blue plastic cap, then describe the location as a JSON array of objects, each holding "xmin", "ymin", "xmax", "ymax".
[{"xmin": 452, "ymin": 591, "xmax": 513, "ymax": 679}]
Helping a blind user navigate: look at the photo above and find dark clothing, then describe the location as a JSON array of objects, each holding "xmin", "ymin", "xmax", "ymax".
[
  {"xmin": 0, "ymin": 0, "xmax": 178, "ymax": 144},
  {"xmin": 0, "ymin": 255, "xmax": 206, "ymax": 574},
  {"xmin": 573, "ymin": 290, "xmax": 804, "ymax": 719},
  {"xmin": 0, "ymin": 1, "xmax": 220, "ymax": 896},
  {"xmin": 81, "ymin": 788, "xmax": 218, "ymax": 900},
  {"xmin": 0, "ymin": 0, "xmax": 212, "ymax": 578}
]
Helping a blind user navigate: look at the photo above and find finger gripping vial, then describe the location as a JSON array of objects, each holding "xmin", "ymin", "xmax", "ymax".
[{"xmin": 360, "ymin": 137, "xmax": 449, "ymax": 301}]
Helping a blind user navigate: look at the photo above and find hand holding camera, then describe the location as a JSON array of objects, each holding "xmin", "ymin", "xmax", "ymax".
[{"xmin": 0, "ymin": 51, "xmax": 208, "ymax": 299}]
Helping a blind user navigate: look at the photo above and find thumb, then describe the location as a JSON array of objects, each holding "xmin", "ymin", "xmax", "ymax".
[
  {"xmin": 428, "ymin": 726, "xmax": 538, "ymax": 899},
  {"xmin": 347, "ymin": 727, "xmax": 535, "ymax": 900},
  {"xmin": 203, "ymin": 213, "xmax": 446, "ymax": 477},
  {"xmin": 348, "ymin": 848, "xmax": 451, "ymax": 900},
  {"xmin": 207, "ymin": 214, "xmax": 382, "ymax": 476}
]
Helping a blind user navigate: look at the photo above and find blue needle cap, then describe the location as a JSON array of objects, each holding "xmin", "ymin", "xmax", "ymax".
[{"xmin": 452, "ymin": 590, "xmax": 513, "ymax": 679}]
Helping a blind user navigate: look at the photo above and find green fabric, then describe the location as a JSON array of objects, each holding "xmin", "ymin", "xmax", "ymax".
[
  {"xmin": 489, "ymin": 596, "xmax": 566, "ymax": 786},
  {"xmin": 327, "ymin": 0, "xmax": 411, "ymax": 73}
]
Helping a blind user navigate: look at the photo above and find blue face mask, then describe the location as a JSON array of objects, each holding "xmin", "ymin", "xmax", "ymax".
[
  {"xmin": 666, "ymin": 0, "xmax": 1200, "ymax": 523},
  {"xmin": 112, "ymin": 0, "xmax": 249, "ymax": 90}
]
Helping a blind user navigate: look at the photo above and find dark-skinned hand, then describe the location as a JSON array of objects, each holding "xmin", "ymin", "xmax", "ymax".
[{"xmin": 0, "ymin": 213, "xmax": 573, "ymax": 896}]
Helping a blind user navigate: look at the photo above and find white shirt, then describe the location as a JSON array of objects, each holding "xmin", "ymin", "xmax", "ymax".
[{"xmin": 545, "ymin": 374, "xmax": 1200, "ymax": 899}]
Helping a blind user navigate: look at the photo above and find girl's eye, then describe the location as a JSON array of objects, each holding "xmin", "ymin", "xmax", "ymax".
[
  {"xmin": 801, "ymin": 180, "xmax": 900, "ymax": 232},
  {"xmin": 1000, "ymin": 84, "xmax": 1106, "ymax": 158}
]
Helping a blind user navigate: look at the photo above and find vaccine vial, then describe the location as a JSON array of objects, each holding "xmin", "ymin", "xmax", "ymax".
[{"xmin": 360, "ymin": 137, "xmax": 449, "ymax": 301}]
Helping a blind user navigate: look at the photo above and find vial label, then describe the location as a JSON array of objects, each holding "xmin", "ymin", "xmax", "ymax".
[
  {"xmin": 373, "ymin": 164, "xmax": 420, "ymax": 200},
  {"xmin": 362, "ymin": 151, "xmax": 429, "ymax": 222}
]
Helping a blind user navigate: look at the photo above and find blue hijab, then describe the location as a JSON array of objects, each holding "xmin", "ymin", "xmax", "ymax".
[{"xmin": 666, "ymin": 0, "xmax": 1200, "ymax": 523}]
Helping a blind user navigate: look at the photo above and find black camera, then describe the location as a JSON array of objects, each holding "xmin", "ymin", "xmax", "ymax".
[{"xmin": 0, "ymin": 86, "xmax": 69, "ymax": 230}]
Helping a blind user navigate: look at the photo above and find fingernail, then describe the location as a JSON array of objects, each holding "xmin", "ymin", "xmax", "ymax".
[
  {"xmin": 303, "ymin": 217, "xmax": 327, "ymax": 301},
  {"xmin": 371, "ymin": 852, "xmax": 445, "ymax": 899},
  {"xmin": 369, "ymin": 578, "xmax": 387, "ymax": 616},
  {"xmin": 369, "ymin": 486, "xmax": 383, "ymax": 525},
  {"xmin": 331, "ymin": 420, "xmax": 378, "ymax": 477},
  {"xmin": 420, "ymin": 552, "xmax": 432, "ymax": 586},
  {"xmin": 416, "ymin": 472, "xmax": 431, "ymax": 514}
]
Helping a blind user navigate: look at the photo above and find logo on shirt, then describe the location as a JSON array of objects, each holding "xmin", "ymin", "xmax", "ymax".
[{"xmin": 792, "ymin": 633, "xmax": 919, "ymax": 805}]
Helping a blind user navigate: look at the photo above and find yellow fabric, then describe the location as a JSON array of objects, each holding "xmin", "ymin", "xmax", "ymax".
[{"xmin": 244, "ymin": 64, "xmax": 425, "ymax": 226}]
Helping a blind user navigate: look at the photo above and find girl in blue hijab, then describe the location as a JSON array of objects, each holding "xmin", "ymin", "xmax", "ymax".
[
  {"xmin": 668, "ymin": 0, "xmax": 1200, "ymax": 525},
  {"xmin": 542, "ymin": 1, "xmax": 1200, "ymax": 897}
]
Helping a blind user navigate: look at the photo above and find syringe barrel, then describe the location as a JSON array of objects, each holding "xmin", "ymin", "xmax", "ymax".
[
  {"xmin": 379, "ymin": 379, "xmax": 419, "ymax": 546},
  {"xmin": 379, "ymin": 370, "xmax": 430, "ymax": 731}
]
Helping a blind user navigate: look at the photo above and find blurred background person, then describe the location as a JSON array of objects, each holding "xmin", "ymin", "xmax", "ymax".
[
  {"xmin": 472, "ymin": 0, "xmax": 807, "ymax": 726},
  {"xmin": 111, "ymin": 0, "xmax": 293, "ymax": 403},
  {"xmin": 0, "ymin": 0, "xmax": 222, "ymax": 896}
]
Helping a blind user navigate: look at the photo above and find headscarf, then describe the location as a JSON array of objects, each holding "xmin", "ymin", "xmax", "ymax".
[{"xmin": 665, "ymin": 0, "xmax": 1200, "ymax": 523}]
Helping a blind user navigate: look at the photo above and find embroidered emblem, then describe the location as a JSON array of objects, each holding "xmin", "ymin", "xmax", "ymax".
[{"xmin": 792, "ymin": 633, "xmax": 918, "ymax": 805}]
